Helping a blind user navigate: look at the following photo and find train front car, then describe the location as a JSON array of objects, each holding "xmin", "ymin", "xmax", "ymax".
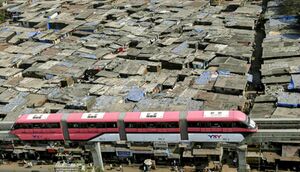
[
  {"xmin": 10, "ymin": 113, "xmax": 64, "ymax": 141},
  {"xmin": 186, "ymin": 110, "xmax": 257, "ymax": 142}
]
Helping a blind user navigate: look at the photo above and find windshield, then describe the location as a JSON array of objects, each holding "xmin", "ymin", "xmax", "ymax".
[{"xmin": 248, "ymin": 117, "xmax": 256, "ymax": 128}]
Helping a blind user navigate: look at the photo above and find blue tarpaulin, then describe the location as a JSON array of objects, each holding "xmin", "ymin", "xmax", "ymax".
[
  {"xmin": 195, "ymin": 71, "xmax": 211, "ymax": 85},
  {"xmin": 58, "ymin": 61, "xmax": 73, "ymax": 68},
  {"xmin": 288, "ymin": 75, "xmax": 300, "ymax": 90},
  {"xmin": 171, "ymin": 41, "xmax": 189, "ymax": 55},
  {"xmin": 125, "ymin": 87, "xmax": 145, "ymax": 102},
  {"xmin": 194, "ymin": 28, "xmax": 204, "ymax": 33},
  {"xmin": 28, "ymin": 31, "xmax": 40, "ymax": 38},
  {"xmin": 246, "ymin": 74, "xmax": 253, "ymax": 83},
  {"xmin": 275, "ymin": 15, "xmax": 297, "ymax": 22},
  {"xmin": 288, "ymin": 80, "xmax": 294, "ymax": 90},
  {"xmin": 75, "ymin": 52, "xmax": 97, "ymax": 59},
  {"xmin": 218, "ymin": 70, "xmax": 230, "ymax": 76},
  {"xmin": 45, "ymin": 74, "xmax": 54, "ymax": 80},
  {"xmin": 277, "ymin": 92, "xmax": 300, "ymax": 108}
]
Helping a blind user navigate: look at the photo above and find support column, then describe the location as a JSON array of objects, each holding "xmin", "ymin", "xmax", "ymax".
[
  {"xmin": 91, "ymin": 142, "xmax": 104, "ymax": 172},
  {"xmin": 237, "ymin": 145, "xmax": 248, "ymax": 172}
]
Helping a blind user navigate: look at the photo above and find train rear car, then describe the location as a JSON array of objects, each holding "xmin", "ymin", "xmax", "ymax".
[{"xmin": 10, "ymin": 114, "xmax": 64, "ymax": 141}]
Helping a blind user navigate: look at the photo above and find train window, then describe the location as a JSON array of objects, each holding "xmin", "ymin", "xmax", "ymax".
[
  {"xmin": 34, "ymin": 123, "xmax": 59, "ymax": 128},
  {"xmin": 106, "ymin": 122, "xmax": 117, "ymax": 128},
  {"xmin": 222, "ymin": 123, "xmax": 232, "ymax": 128},
  {"xmin": 68, "ymin": 122, "xmax": 117, "ymax": 128},
  {"xmin": 47, "ymin": 123, "xmax": 60, "ymax": 128},
  {"xmin": 39, "ymin": 123, "xmax": 58, "ymax": 128},
  {"xmin": 33, "ymin": 123, "xmax": 41, "ymax": 128},
  {"xmin": 188, "ymin": 122, "xmax": 248, "ymax": 128},
  {"xmin": 125, "ymin": 122, "xmax": 178, "ymax": 128},
  {"xmin": 160, "ymin": 123, "xmax": 166, "ymax": 128},
  {"xmin": 125, "ymin": 123, "xmax": 133, "ymax": 128},
  {"xmin": 40, "ymin": 124, "xmax": 47, "ymax": 128},
  {"xmin": 79, "ymin": 123, "xmax": 88, "ymax": 128},
  {"xmin": 211, "ymin": 122, "xmax": 221, "ymax": 128},
  {"xmin": 96, "ymin": 123, "xmax": 105, "ymax": 128},
  {"xmin": 125, "ymin": 122, "xmax": 140, "ymax": 128},
  {"xmin": 232, "ymin": 122, "xmax": 246, "ymax": 128},
  {"xmin": 87, "ymin": 123, "xmax": 96, "ymax": 128},
  {"xmin": 188, "ymin": 122, "xmax": 218, "ymax": 127},
  {"xmin": 68, "ymin": 123, "xmax": 83, "ymax": 128},
  {"xmin": 167, "ymin": 122, "xmax": 179, "ymax": 128},
  {"xmin": 188, "ymin": 122, "xmax": 199, "ymax": 127},
  {"xmin": 68, "ymin": 123, "xmax": 79, "ymax": 128},
  {"xmin": 13, "ymin": 124, "xmax": 24, "ymax": 129},
  {"xmin": 14, "ymin": 123, "xmax": 61, "ymax": 129},
  {"xmin": 147, "ymin": 123, "xmax": 155, "ymax": 128}
]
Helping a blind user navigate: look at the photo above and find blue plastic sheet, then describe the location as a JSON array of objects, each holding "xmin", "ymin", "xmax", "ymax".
[
  {"xmin": 246, "ymin": 74, "xmax": 253, "ymax": 83},
  {"xmin": 277, "ymin": 92, "xmax": 300, "ymax": 108},
  {"xmin": 288, "ymin": 81, "xmax": 294, "ymax": 90},
  {"xmin": 218, "ymin": 70, "xmax": 230, "ymax": 76},
  {"xmin": 194, "ymin": 28, "xmax": 204, "ymax": 33},
  {"xmin": 195, "ymin": 71, "xmax": 211, "ymax": 85},
  {"xmin": 125, "ymin": 87, "xmax": 145, "ymax": 102},
  {"xmin": 288, "ymin": 75, "xmax": 300, "ymax": 90},
  {"xmin": 45, "ymin": 74, "xmax": 54, "ymax": 80},
  {"xmin": 27, "ymin": 31, "xmax": 40, "ymax": 38},
  {"xmin": 58, "ymin": 61, "xmax": 73, "ymax": 68},
  {"xmin": 171, "ymin": 41, "xmax": 189, "ymax": 55},
  {"xmin": 275, "ymin": 15, "xmax": 297, "ymax": 22}
]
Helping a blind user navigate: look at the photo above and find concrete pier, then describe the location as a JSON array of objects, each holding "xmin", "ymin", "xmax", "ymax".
[
  {"xmin": 91, "ymin": 142, "xmax": 104, "ymax": 172},
  {"xmin": 237, "ymin": 145, "xmax": 248, "ymax": 172}
]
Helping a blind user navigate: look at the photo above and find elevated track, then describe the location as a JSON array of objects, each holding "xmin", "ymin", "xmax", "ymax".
[
  {"xmin": 253, "ymin": 118, "xmax": 300, "ymax": 129},
  {"xmin": 243, "ymin": 129, "xmax": 300, "ymax": 144}
]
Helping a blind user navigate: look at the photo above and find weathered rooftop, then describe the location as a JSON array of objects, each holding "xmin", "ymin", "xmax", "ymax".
[{"xmin": 0, "ymin": 0, "xmax": 297, "ymax": 121}]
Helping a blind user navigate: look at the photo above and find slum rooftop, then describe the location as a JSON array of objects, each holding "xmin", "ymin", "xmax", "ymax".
[
  {"xmin": 0, "ymin": 0, "xmax": 296, "ymax": 121},
  {"xmin": 251, "ymin": 0, "xmax": 300, "ymax": 118}
]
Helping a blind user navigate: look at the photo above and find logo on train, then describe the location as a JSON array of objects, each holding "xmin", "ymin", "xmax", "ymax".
[
  {"xmin": 208, "ymin": 134, "xmax": 222, "ymax": 139},
  {"xmin": 32, "ymin": 134, "xmax": 42, "ymax": 139}
]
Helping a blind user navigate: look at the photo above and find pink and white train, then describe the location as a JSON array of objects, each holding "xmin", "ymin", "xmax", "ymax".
[{"xmin": 10, "ymin": 110, "xmax": 257, "ymax": 143}]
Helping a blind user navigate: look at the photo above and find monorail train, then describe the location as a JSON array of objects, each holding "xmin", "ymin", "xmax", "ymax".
[{"xmin": 10, "ymin": 110, "xmax": 257, "ymax": 143}]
